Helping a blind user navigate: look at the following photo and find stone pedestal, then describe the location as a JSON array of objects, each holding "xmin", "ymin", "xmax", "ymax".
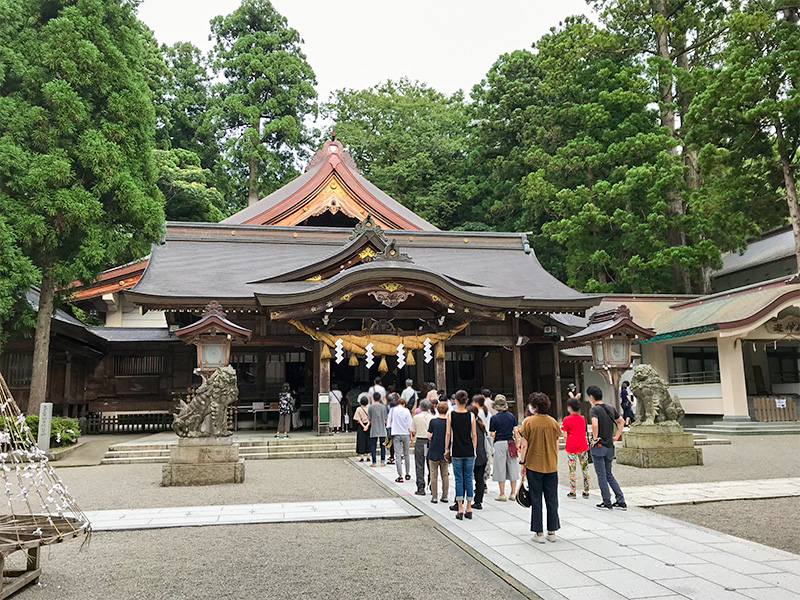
[
  {"xmin": 161, "ymin": 437, "xmax": 245, "ymax": 486},
  {"xmin": 617, "ymin": 424, "xmax": 703, "ymax": 468}
]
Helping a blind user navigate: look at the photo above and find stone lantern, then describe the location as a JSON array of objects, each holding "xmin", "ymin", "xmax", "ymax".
[
  {"xmin": 174, "ymin": 300, "xmax": 252, "ymax": 376},
  {"xmin": 568, "ymin": 305, "xmax": 653, "ymax": 410},
  {"xmin": 163, "ymin": 301, "xmax": 252, "ymax": 487}
]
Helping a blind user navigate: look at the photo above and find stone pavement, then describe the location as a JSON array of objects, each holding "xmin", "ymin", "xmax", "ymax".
[
  {"xmin": 622, "ymin": 477, "xmax": 800, "ymax": 507},
  {"xmin": 85, "ymin": 497, "xmax": 417, "ymax": 531},
  {"xmin": 355, "ymin": 459, "xmax": 800, "ymax": 600}
]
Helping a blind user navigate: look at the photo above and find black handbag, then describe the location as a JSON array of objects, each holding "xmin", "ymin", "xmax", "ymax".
[{"xmin": 516, "ymin": 476, "xmax": 531, "ymax": 508}]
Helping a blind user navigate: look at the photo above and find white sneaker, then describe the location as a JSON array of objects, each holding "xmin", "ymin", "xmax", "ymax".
[
  {"xmin": 532, "ymin": 534, "xmax": 546, "ymax": 544},
  {"xmin": 509, "ymin": 494, "xmax": 516, "ymax": 502},
  {"xmin": 547, "ymin": 534, "xmax": 557, "ymax": 542},
  {"xmin": 495, "ymin": 495, "xmax": 507, "ymax": 502}
]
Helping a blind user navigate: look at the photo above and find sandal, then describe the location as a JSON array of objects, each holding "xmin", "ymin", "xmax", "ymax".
[
  {"xmin": 358, "ymin": 458, "xmax": 364, "ymax": 462},
  {"xmin": 405, "ymin": 474, "xmax": 411, "ymax": 480},
  {"xmin": 395, "ymin": 477, "xmax": 404, "ymax": 483}
]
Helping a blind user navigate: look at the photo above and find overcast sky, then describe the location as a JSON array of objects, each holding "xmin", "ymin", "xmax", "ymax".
[{"xmin": 138, "ymin": 0, "xmax": 591, "ymax": 104}]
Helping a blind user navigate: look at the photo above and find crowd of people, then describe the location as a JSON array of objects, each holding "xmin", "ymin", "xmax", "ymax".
[
  {"xmin": 279, "ymin": 376, "xmax": 632, "ymax": 542},
  {"xmin": 348, "ymin": 377, "xmax": 631, "ymax": 541}
]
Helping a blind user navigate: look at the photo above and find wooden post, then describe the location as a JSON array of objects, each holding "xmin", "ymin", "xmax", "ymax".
[
  {"xmin": 553, "ymin": 343, "xmax": 563, "ymax": 421},
  {"xmin": 435, "ymin": 342, "xmax": 446, "ymax": 393},
  {"xmin": 313, "ymin": 340, "xmax": 331, "ymax": 433},
  {"xmin": 415, "ymin": 349, "xmax": 424, "ymax": 391},
  {"xmin": 512, "ymin": 317, "xmax": 525, "ymax": 422},
  {"xmin": 513, "ymin": 343, "xmax": 524, "ymax": 423}
]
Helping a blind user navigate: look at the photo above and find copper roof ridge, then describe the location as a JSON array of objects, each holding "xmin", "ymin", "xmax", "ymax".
[{"xmin": 669, "ymin": 275, "xmax": 796, "ymax": 310}]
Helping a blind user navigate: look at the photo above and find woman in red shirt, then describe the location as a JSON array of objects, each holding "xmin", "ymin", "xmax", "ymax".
[{"xmin": 561, "ymin": 397, "xmax": 590, "ymax": 499}]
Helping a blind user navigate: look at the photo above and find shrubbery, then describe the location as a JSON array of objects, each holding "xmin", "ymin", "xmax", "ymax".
[{"xmin": 2, "ymin": 415, "xmax": 81, "ymax": 448}]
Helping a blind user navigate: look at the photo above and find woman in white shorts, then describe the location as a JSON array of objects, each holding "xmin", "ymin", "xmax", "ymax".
[{"xmin": 489, "ymin": 394, "xmax": 520, "ymax": 502}]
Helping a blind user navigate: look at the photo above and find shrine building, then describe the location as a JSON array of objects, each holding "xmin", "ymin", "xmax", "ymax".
[{"xmin": 14, "ymin": 138, "xmax": 597, "ymax": 429}]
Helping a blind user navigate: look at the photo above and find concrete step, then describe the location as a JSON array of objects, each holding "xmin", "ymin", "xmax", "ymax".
[
  {"xmin": 688, "ymin": 422, "xmax": 800, "ymax": 436},
  {"xmin": 101, "ymin": 456, "xmax": 167, "ymax": 465},
  {"xmin": 105, "ymin": 449, "xmax": 170, "ymax": 459}
]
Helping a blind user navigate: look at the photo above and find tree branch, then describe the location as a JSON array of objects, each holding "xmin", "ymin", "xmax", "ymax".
[{"xmin": 670, "ymin": 27, "xmax": 729, "ymax": 59}]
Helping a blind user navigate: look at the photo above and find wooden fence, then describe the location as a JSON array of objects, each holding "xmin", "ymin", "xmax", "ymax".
[
  {"xmin": 753, "ymin": 397, "xmax": 798, "ymax": 422},
  {"xmin": 84, "ymin": 413, "xmax": 174, "ymax": 434}
]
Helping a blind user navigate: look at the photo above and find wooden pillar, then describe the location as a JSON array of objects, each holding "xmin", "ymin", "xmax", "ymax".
[
  {"xmin": 312, "ymin": 341, "xmax": 331, "ymax": 431},
  {"xmin": 435, "ymin": 342, "xmax": 446, "ymax": 393},
  {"xmin": 552, "ymin": 343, "xmax": 563, "ymax": 421},
  {"xmin": 415, "ymin": 349, "xmax": 425, "ymax": 391},
  {"xmin": 718, "ymin": 336, "xmax": 751, "ymax": 421},
  {"xmin": 513, "ymin": 343, "xmax": 524, "ymax": 423}
]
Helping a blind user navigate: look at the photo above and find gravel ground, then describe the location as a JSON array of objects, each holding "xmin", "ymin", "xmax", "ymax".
[
  {"xmin": 556, "ymin": 434, "xmax": 800, "ymax": 488},
  {"xmin": 56, "ymin": 459, "xmax": 389, "ymax": 510},
  {"xmin": 652, "ymin": 497, "xmax": 800, "ymax": 555},
  {"xmin": 17, "ymin": 519, "xmax": 526, "ymax": 600}
]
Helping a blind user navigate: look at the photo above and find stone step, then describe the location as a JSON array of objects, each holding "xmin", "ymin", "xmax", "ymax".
[
  {"xmin": 101, "ymin": 448, "xmax": 356, "ymax": 464},
  {"xmin": 688, "ymin": 422, "xmax": 800, "ymax": 436},
  {"xmin": 109, "ymin": 437, "xmax": 358, "ymax": 453},
  {"xmin": 105, "ymin": 449, "xmax": 170, "ymax": 459}
]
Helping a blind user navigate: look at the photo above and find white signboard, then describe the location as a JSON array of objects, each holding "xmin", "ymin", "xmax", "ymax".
[
  {"xmin": 38, "ymin": 402, "xmax": 53, "ymax": 453},
  {"xmin": 775, "ymin": 398, "xmax": 788, "ymax": 409},
  {"xmin": 252, "ymin": 402, "xmax": 265, "ymax": 410}
]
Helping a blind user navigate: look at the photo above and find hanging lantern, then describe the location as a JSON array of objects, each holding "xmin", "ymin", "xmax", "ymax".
[
  {"xmin": 406, "ymin": 350, "xmax": 416, "ymax": 366},
  {"xmin": 320, "ymin": 344, "xmax": 331, "ymax": 360},
  {"xmin": 348, "ymin": 352, "xmax": 359, "ymax": 367},
  {"xmin": 378, "ymin": 355, "xmax": 389, "ymax": 373}
]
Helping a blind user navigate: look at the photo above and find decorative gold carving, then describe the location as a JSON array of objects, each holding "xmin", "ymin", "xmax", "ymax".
[
  {"xmin": 341, "ymin": 293, "xmax": 352, "ymax": 302},
  {"xmin": 430, "ymin": 294, "xmax": 441, "ymax": 302},
  {"xmin": 359, "ymin": 247, "xmax": 376, "ymax": 259},
  {"xmin": 305, "ymin": 274, "xmax": 322, "ymax": 281},
  {"xmin": 496, "ymin": 312, "xmax": 506, "ymax": 321},
  {"xmin": 380, "ymin": 282, "xmax": 403, "ymax": 292},
  {"xmin": 270, "ymin": 311, "xmax": 282, "ymax": 319},
  {"xmin": 368, "ymin": 290, "xmax": 415, "ymax": 308}
]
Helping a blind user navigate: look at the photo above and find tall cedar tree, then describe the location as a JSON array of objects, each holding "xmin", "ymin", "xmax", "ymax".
[
  {"xmin": 0, "ymin": 0, "xmax": 165, "ymax": 413},
  {"xmin": 156, "ymin": 42, "xmax": 221, "ymax": 174},
  {"xmin": 211, "ymin": 0, "xmax": 317, "ymax": 208},
  {"xmin": 520, "ymin": 18, "xmax": 686, "ymax": 293},
  {"xmin": 689, "ymin": 3, "xmax": 800, "ymax": 271},
  {"xmin": 590, "ymin": 0, "xmax": 732, "ymax": 292},
  {"xmin": 323, "ymin": 79, "xmax": 471, "ymax": 229}
]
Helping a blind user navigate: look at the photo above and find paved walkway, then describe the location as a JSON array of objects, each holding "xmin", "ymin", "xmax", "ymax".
[
  {"xmin": 623, "ymin": 477, "xmax": 800, "ymax": 507},
  {"xmin": 355, "ymin": 459, "xmax": 800, "ymax": 600},
  {"xmin": 85, "ymin": 497, "xmax": 418, "ymax": 531}
]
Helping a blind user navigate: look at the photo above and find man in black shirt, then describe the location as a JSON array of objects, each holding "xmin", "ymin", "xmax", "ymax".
[{"xmin": 587, "ymin": 385, "xmax": 627, "ymax": 510}]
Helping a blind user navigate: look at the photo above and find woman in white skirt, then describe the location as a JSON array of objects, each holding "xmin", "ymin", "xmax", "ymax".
[{"xmin": 489, "ymin": 394, "xmax": 520, "ymax": 502}]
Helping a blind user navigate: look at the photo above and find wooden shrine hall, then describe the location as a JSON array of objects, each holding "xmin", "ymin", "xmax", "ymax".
[
  {"xmin": 9, "ymin": 138, "xmax": 597, "ymax": 429},
  {"xmin": 123, "ymin": 138, "xmax": 596, "ymax": 426}
]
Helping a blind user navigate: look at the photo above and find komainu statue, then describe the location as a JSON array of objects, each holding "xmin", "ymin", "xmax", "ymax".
[
  {"xmin": 629, "ymin": 364, "xmax": 685, "ymax": 426},
  {"xmin": 173, "ymin": 366, "xmax": 238, "ymax": 438}
]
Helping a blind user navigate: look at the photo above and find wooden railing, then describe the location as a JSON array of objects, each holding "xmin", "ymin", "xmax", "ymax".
[{"xmin": 84, "ymin": 413, "xmax": 174, "ymax": 434}]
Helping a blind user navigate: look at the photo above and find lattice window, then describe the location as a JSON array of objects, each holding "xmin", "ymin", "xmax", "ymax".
[
  {"xmin": 0, "ymin": 354, "xmax": 33, "ymax": 386},
  {"xmin": 113, "ymin": 355, "xmax": 164, "ymax": 376}
]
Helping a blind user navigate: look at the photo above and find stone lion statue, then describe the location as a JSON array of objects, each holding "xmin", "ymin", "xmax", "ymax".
[
  {"xmin": 173, "ymin": 366, "xmax": 238, "ymax": 438},
  {"xmin": 629, "ymin": 364, "xmax": 685, "ymax": 426}
]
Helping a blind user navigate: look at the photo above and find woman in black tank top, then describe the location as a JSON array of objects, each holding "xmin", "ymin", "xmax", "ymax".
[{"xmin": 445, "ymin": 390, "xmax": 477, "ymax": 519}]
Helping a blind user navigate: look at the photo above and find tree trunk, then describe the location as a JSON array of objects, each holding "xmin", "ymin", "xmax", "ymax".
[
  {"xmin": 248, "ymin": 153, "xmax": 259, "ymax": 207},
  {"xmin": 28, "ymin": 263, "xmax": 55, "ymax": 416},
  {"xmin": 654, "ymin": 0, "xmax": 691, "ymax": 293},
  {"xmin": 776, "ymin": 126, "xmax": 800, "ymax": 273},
  {"xmin": 247, "ymin": 120, "xmax": 261, "ymax": 207}
]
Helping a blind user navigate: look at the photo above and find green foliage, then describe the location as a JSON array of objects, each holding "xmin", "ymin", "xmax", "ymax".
[
  {"xmin": 156, "ymin": 148, "xmax": 227, "ymax": 222},
  {"xmin": 0, "ymin": 0, "xmax": 165, "ymax": 289},
  {"xmin": 211, "ymin": 0, "xmax": 317, "ymax": 207},
  {"xmin": 21, "ymin": 415, "xmax": 81, "ymax": 447},
  {"xmin": 688, "ymin": 4, "xmax": 798, "ymax": 244},
  {"xmin": 323, "ymin": 79, "xmax": 472, "ymax": 229}
]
